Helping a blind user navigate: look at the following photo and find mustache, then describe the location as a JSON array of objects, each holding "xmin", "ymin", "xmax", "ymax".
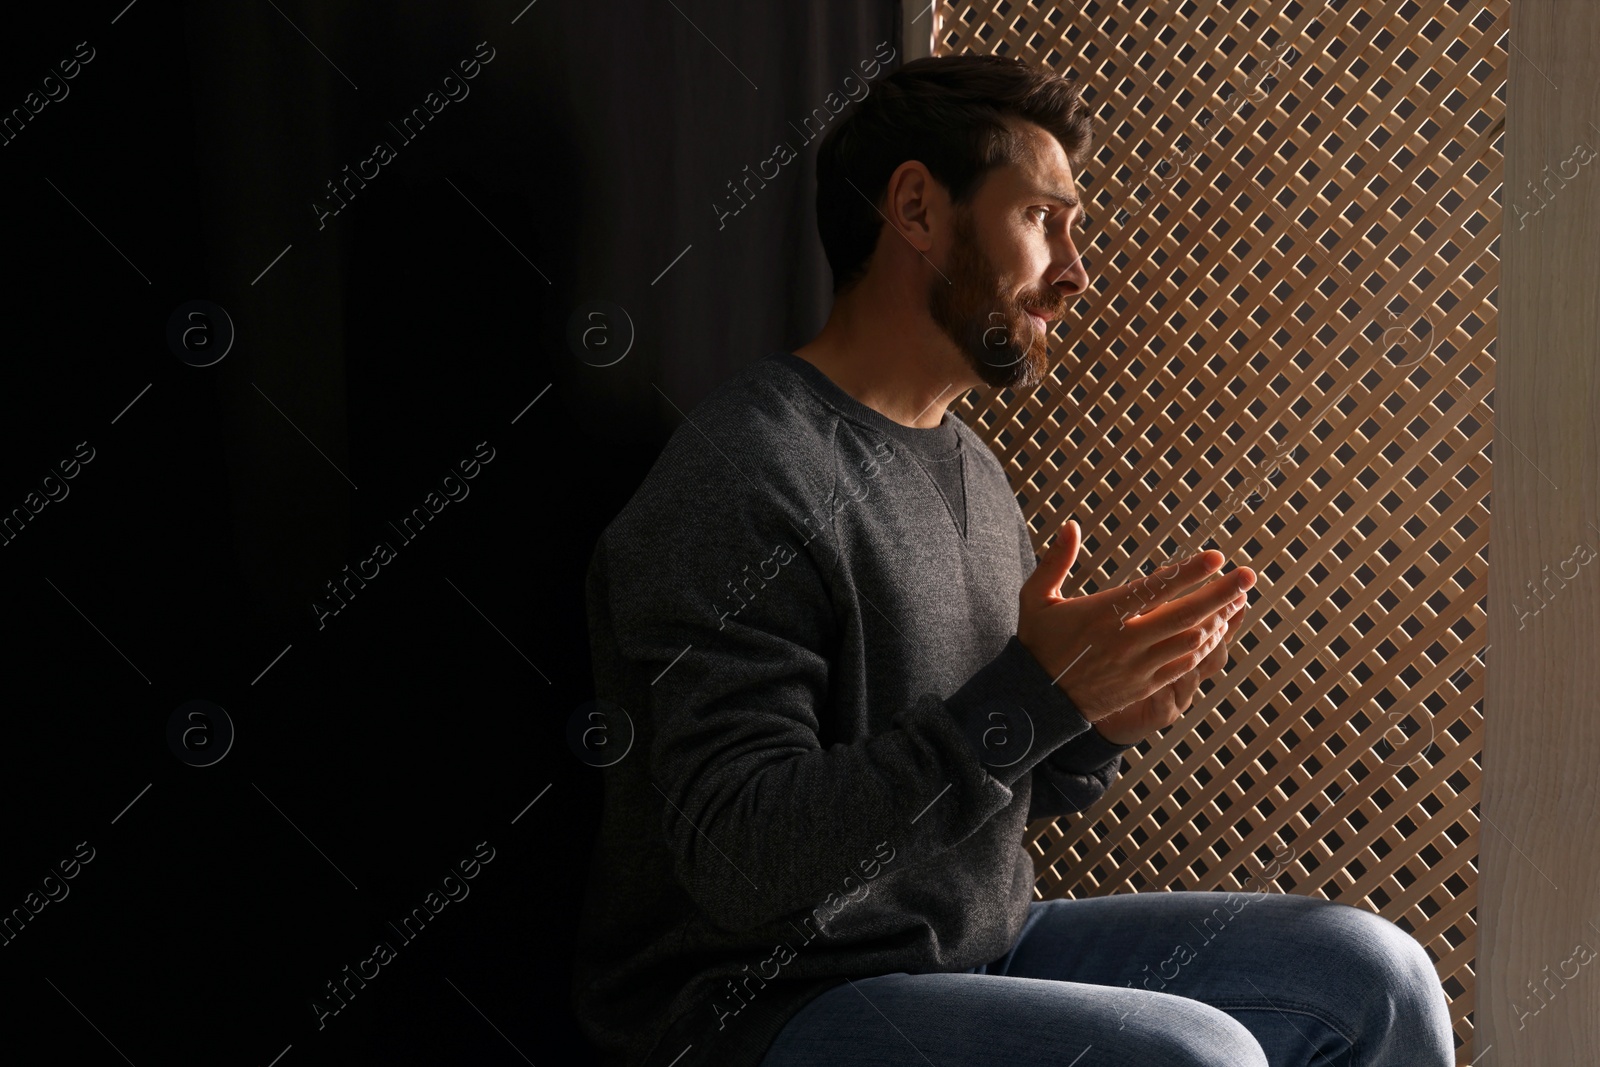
[{"xmin": 1010, "ymin": 284, "xmax": 1066, "ymax": 317}]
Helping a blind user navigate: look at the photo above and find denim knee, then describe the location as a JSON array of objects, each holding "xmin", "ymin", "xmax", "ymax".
[
  {"xmin": 1340, "ymin": 906, "xmax": 1441, "ymax": 998},
  {"xmin": 1116, "ymin": 994, "xmax": 1269, "ymax": 1067},
  {"xmin": 1310, "ymin": 901, "xmax": 1454, "ymax": 1060}
]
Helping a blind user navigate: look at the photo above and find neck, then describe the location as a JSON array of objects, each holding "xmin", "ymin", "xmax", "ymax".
[{"xmin": 793, "ymin": 272, "xmax": 977, "ymax": 429}]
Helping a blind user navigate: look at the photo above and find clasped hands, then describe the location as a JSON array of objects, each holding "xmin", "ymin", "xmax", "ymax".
[{"xmin": 1016, "ymin": 519, "xmax": 1256, "ymax": 747}]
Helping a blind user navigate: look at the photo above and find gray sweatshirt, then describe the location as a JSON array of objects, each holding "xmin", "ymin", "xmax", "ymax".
[{"xmin": 572, "ymin": 351, "xmax": 1132, "ymax": 1067}]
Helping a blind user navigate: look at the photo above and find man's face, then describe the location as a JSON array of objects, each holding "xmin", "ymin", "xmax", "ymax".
[{"xmin": 926, "ymin": 120, "xmax": 1091, "ymax": 390}]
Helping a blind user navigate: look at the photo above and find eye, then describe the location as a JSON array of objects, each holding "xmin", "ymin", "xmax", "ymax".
[{"xmin": 1029, "ymin": 206, "xmax": 1051, "ymax": 224}]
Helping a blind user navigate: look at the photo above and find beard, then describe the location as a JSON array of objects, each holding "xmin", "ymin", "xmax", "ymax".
[{"xmin": 926, "ymin": 205, "xmax": 1059, "ymax": 391}]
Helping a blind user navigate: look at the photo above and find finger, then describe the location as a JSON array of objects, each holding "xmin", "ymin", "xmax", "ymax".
[
  {"xmin": 1115, "ymin": 666, "xmax": 1184, "ymax": 715},
  {"xmin": 1199, "ymin": 595, "xmax": 1248, "ymax": 670},
  {"xmin": 1094, "ymin": 549, "xmax": 1224, "ymax": 622},
  {"xmin": 1134, "ymin": 566, "xmax": 1256, "ymax": 641},
  {"xmin": 1022, "ymin": 518, "xmax": 1081, "ymax": 605},
  {"xmin": 1148, "ymin": 651, "xmax": 1201, "ymax": 692},
  {"xmin": 1155, "ymin": 683, "xmax": 1179, "ymax": 723},
  {"xmin": 1197, "ymin": 621, "xmax": 1232, "ymax": 675},
  {"xmin": 1223, "ymin": 594, "xmax": 1248, "ymax": 636},
  {"xmin": 1173, "ymin": 669, "xmax": 1200, "ymax": 714},
  {"xmin": 1133, "ymin": 683, "xmax": 1172, "ymax": 729},
  {"xmin": 1144, "ymin": 610, "xmax": 1230, "ymax": 679},
  {"xmin": 1136, "ymin": 559, "xmax": 1230, "ymax": 612},
  {"xmin": 1166, "ymin": 609, "xmax": 1229, "ymax": 657}
]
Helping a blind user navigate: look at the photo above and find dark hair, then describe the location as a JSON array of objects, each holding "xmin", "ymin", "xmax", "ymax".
[{"xmin": 815, "ymin": 54, "xmax": 1094, "ymax": 296}]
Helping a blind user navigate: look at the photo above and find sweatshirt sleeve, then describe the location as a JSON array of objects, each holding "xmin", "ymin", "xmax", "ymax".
[
  {"xmin": 1025, "ymin": 728, "xmax": 1134, "ymax": 823},
  {"xmin": 599, "ymin": 428, "xmax": 1101, "ymax": 935}
]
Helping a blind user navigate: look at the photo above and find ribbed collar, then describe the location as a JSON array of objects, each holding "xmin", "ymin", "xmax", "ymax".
[{"xmin": 765, "ymin": 351, "xmax": 962, "ymax": 460}]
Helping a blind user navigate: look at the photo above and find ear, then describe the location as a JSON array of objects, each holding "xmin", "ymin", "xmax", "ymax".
[{"xmin": 881, "ymin": 159, "xmax": 944, "ymax": 254}]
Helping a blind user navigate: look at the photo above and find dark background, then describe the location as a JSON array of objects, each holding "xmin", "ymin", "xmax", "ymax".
[{"xmin": 0, "ymin": 1, "xmax": 895, "ymax": 1062}]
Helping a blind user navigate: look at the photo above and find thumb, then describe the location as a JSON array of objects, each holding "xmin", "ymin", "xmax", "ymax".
[{"xmin": 1024, "ymin": 518, "xmax": 1080, "ymax": 604}]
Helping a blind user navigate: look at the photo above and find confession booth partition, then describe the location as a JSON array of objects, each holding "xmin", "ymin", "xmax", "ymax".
[{"xmin": 929, "ymin": 0, "xmax": 1506, "ymax": 1056}]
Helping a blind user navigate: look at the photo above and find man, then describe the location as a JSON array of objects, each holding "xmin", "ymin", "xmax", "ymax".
[{"xmin": 573, "ymin": 54, "xmax": 1454, "ymax": 1067}]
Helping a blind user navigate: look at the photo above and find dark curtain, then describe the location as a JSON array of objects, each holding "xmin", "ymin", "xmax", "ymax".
[{"xmin": 1, "ymin": 2, "xmax": 896, "ymax": 1064}]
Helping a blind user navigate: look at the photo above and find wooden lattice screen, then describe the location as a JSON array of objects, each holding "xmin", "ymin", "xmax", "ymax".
[{"xmin": 936, "ymin": 0, "xmax": 1503, "ymax": 1056}]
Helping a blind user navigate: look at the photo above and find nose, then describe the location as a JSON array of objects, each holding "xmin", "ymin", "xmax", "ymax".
[{"xmin": 1049, "ymin": 234, "xmax": 1090, "ymax": 301}]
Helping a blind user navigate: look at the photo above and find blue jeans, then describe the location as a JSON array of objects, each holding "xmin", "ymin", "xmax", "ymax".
[{"xmin": 758, "ymin": 891, "xmax": 1455, "ymax": 1066}]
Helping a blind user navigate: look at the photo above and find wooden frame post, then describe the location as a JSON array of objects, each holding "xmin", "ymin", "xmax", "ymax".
[{"xmin": 1481, "ymin": 1, "xmax": 1600, "ymax": 1061}]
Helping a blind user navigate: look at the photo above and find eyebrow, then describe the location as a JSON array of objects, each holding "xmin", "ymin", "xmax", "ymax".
[{"xmin": 1036, "ymin": 185, "xmax": 1081, "ymax": 211}]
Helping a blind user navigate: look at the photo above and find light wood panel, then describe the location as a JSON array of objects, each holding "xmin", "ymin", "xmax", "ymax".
[{"xmin": 1481, "ymin": 0, "xmax": 1600, "ymax": 1063}]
